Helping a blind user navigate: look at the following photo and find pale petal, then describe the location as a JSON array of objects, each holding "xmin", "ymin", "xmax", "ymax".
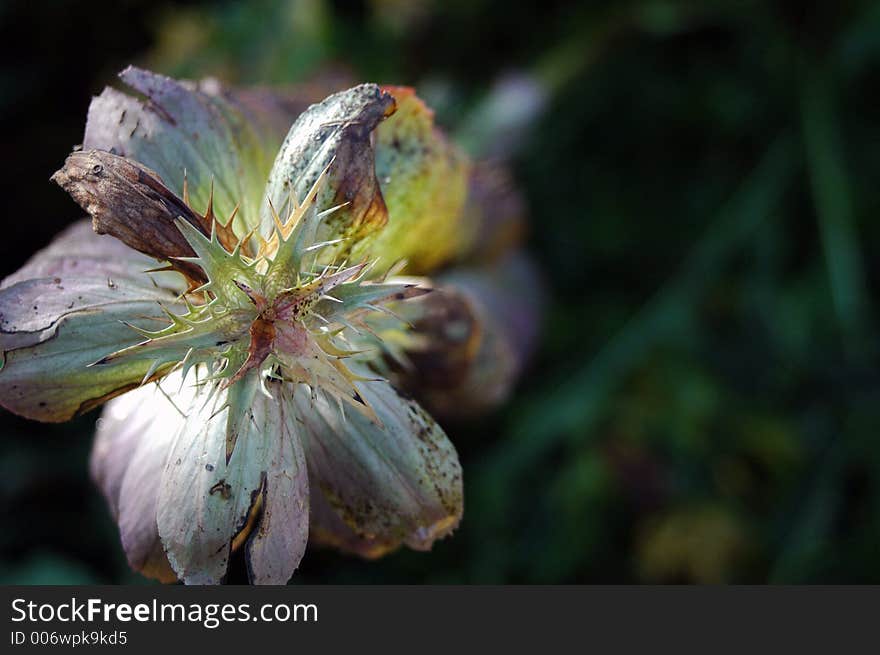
[
  {"xmin": 90, "ymin": 391, "xmax": 150, "ymax": 521},
  {"xmin": 294, "ymin": 374, "xmax": 462, "ymax": 550},
  {"xmin": 245, "ymin": 383, "xmax": 310, "ymax": 585},
  {"xmin": 0, "ymin": 221, "xmax": 185, "ymax": 421},
  {"xmin": 84, "ymin": 67, "xmax": 276, "ymax": 233},
  {"xmin": 157, "ymin": 374, "xmax": 309, "ymax": 584},
  {"xmin": 260, "ymin": 83, "xmax": 394, "ymax": 246},
  {"xmin": 2, "ymin": 220, "xmax": 183, "ymax": 292},
  {"xmin": 91, "ymin": 375, "xmax": 196, "ymax": 583}
]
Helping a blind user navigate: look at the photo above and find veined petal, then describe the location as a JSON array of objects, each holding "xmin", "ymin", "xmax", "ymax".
[
  {"xmin": 0, "ymin": 221, "xmax": 186, "ymax": 422},
  {"xmin": 260, "ymin": 83, "xmax": 395, "ymax": 249},
  {"xmin": 84, "ymin": 67, "xmax": 275, "ymax": 234},
  {"xmin": 157, "ymin": 373, "xmax": 309, "ymax": 584},
  {"xmin": 0, "ymin": 302, "xmax": 179, "ymax": 422},
  {"xmin": 245, "ymin": 383, "xmax": 310, "ymax": 585},
  {"xmin": 91, "ymin": 374, "xmax": 198, "ymax": 583},
  {"xmin": 363, "ymin": 86, "xmax": 470, "ymax": 274},
  {"xmin": 2, "ymin": 220, "xmax": 184, "ymax": 293},
  {"xmin": 294, "ymin": 372, "xmax": 462, "ymax": 550}
]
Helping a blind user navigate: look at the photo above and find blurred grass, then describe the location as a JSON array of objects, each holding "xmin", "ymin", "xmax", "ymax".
[
  {"xmin": 2, "ymin": 0, "xmax": 880, "ymax": 583},
  {"xmin": 800, "ymin": 58, "xmax": 871, "ymax": 353}
]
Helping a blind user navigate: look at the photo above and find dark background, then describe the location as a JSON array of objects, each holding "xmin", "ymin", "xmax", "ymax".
[{"xmin": 2, "ymin": 0, "xmax": 880, "ymax": 583}]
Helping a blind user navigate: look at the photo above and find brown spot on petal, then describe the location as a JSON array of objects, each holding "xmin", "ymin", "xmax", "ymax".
[{"xmin": 209, "ymin": 479, "xmax": 233, "ymax": 500}]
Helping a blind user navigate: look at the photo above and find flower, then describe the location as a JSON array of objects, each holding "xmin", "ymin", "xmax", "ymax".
[{"xmin": 0, "ymin": 68, "xmax": 540, "ymax": 583}]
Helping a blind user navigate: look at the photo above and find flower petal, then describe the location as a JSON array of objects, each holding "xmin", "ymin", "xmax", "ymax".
[
  {"xmin": 52, "ymin": 151, "xmax": 211, "ymax": 283},
  {"xmin": 221, "ymin": 82, "xmax": 335, "ymax": 143},
  {"xmin": 92, "ymin": 377, "xmax": 194, "ymax": 583},
  {"xmin": 459, "ymin": 160, "xmax": 527, "ymax": 262},
  {"xmin": 245, "ymin": 383, "xmax": 310, "ymax": 585},
  {"xmin": 2, "ymin": 220, "xmax": 178, "ymax": 289},
  {"xmin": 90, "ymin": 391, "xmax": 147, "ymax": 522},
  {"xmin": 365, "ymin": 86, "xmax": 470, "ymax": 273},
  {"xmin": 84, "ymin": 67, "xmax": 276, "ymax": 233},
  {"xmin": 308, "ymin": 484, "xmax": 400, "ymax": 560},
  {"xmin": 396, "ymin": 252, "xmax": 543, "ymax": 419},
  {"xmin": 260, "ymin": 83, "xmax": 395, "ymax": 247},
  {"xmin": 157, "ymin": 374, "xmax": 309, "ymax": 584},
  {"xmin": 294, "ymin": 373, "xmax": 462, "ymax": 550},
  {"xmin": 0, "ymin": 221, "xmax": 186, "ymax": 421}
]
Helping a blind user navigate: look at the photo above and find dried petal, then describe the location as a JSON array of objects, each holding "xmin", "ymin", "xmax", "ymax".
[
  {"xmin": 51, "ymin": 150, "xmax": 208, "ymax": 283},
  {"xmin": 397, "ymin": 252, "xmax": 542, "ymax": 419}
]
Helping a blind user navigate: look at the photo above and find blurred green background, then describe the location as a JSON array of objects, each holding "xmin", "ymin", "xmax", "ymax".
[{"xmin": 2, "ymin": 0, "xmax": 880, "ymax": 584}]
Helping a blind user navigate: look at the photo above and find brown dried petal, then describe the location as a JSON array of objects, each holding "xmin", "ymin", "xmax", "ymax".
[
  {"xmin": 398, "ymin": 252, "xmax": 543, "ymax": 419},
  {"xmin": 51, "ymin": 150, "xmax": 208, "ymax": 283}
]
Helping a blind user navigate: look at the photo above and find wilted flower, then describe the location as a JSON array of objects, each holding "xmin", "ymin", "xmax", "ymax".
[{"xmin": 0, "ymin": 68, "xmax": 540, "ymax": 583}]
